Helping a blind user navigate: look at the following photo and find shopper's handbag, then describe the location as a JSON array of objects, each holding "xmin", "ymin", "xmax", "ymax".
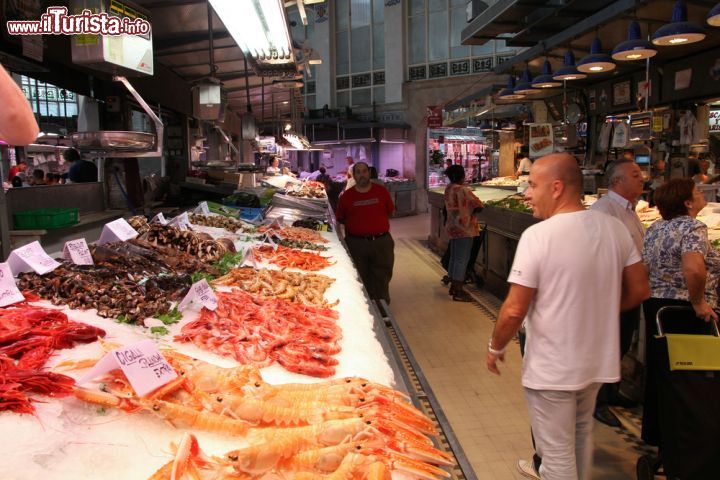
[{"xmin": 656, "ymin": 306, "xmax": 720, "ymax": 371}]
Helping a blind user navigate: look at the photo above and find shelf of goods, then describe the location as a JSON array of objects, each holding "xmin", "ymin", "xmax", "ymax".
[{"xmin": 0, "ymin": 192, "xmax": 475, "ymax": 480}]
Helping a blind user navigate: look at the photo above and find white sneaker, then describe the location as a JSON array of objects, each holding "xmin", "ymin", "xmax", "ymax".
[{"xmin": 517, "ymin": 459, "xmax": 540, "ymax": 479}]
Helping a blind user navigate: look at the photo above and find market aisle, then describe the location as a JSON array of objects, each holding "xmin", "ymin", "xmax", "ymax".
[{"xmin": 388, "ymin": 214, "xmax": 641, "ymax": 480}]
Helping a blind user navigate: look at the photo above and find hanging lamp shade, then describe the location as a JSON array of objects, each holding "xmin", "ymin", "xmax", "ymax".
[
  {"xmin": 612, "ymin": 21, "xmax": 658, "ymax": 60},
  {"xmin": 553, "ymin": 51, "xmax": 587, "ymax": 80},
  {"xmin": 498, "ymin": 76, "xmax": 525, "ymax": 100},
  {"xmin": 514, "ymin": 67, "xmax": 540, "ymax": 95},
  {"xmin": 652, "ymin": 0, "xmax": 705, "ymax": 46},
  {"xmin": 707, "ymin": 3, "xmax": 720, "ymax": 26},
  {"xmin": 532, "ymin": 60, "xmax": 562, "ymax": 88},
  {"xmin": 577, "ymin": 38, "xmax": 616, "ymax": 73}
]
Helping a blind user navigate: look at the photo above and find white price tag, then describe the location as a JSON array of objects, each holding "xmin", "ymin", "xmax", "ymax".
[
  {"xmin": 178, "ymin": 279, "xmax": 218, "ymax": 311},
  {"xmin": 241, "ymin": 246, "xmax": 259, "ymax": 268},
  {"xmin": 264, "ymin": 215, "xmax": 284, "ymax": 228},
  {"xmin": 0, "ymin": 263, "xmax": 26, "ymax": 307},
  {"xmin": 168, "ymin": 212, "xmax": 190, "ymax": 230},
  {"xmin": 63, "ymin": 239, "xmax": 94, "ymax": 266},
  {"xmin": 98, "ymin": 218, "xmax": 139, "ymax": 245},
  {"xmin": 195, "ymin": 201, "xmax": 210, "ymax": 215},
  {"xmin": 77, "ymin": 339, "xmax": 177, "ymax": 397},
  {"xmin": 151, "ymin": 212, "xmax": 168, "ymax": 225},
  {"xmin": 7, "ymin": 241, "xmax": 61, "ymax": 276},
  {"xmin": 264, "ymin": 232, "xmax": 279, "ymax": 251}
]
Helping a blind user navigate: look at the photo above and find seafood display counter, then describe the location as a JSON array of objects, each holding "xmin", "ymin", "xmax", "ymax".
[{"xmin": 0, "ymin": 190, "xmax": 474, "ymax": 480}]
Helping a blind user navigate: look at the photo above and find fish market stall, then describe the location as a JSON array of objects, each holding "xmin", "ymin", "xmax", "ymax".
[{"xmin": 0, "ymin": 188, "xmax": 473, "ymax": 480}]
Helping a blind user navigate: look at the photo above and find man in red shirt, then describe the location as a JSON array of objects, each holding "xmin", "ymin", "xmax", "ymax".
[
  {"xmin": 336, "ymin": 162, "xmax": 395, "ymax": 303},
  {"xmin": 7, "ymin": 160, "xmax": 26, "ymax": 182}
]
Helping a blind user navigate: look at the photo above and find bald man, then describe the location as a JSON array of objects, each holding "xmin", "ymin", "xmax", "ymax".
[{"xmin": 486, "ymin": 153, "xmax": 649, "ymax": 480}]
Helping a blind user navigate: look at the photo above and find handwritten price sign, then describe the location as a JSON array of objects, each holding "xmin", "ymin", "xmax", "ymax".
[
  {"xmin": 168, "ymin": 212, "xmax": 190, "ymax": 230},
  {"xmin": 0, "ymin": 263, "xmax": 25, "ymax": 307},
  {"xmin": 178, "ymin": 279, "xmax": 218, "ymax": 311},
  {"xmin": 98, "ymin": 218, "xmax": 138, "ymax": 245},
  {"xmin": 77, "ymin": 339, "xmax": 177, "ymax": 397},
  {"xmin": 151, "ymin": 212, "xmax": 168, "ymax": 225},
  {"xmin": 63, "ymin": 238, "xmax": 94, "ymax": 265},
  {"xmin": 7, "ymin": 241, "xmax": 60, "ymax": 275},
  {"xmin": 195, "ymin": 201, "xmax": 210, "ymax": 215}
]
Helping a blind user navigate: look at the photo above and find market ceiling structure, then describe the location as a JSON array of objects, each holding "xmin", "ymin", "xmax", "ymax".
[
  {"xmin": 462, "ymin": 0, "xmax": 720, "ymax": 91},
  {"xmin": 130, "ymin": 0, "xmax": 308, "ymax": 127}
]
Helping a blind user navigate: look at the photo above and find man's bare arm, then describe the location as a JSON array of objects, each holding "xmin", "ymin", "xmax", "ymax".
[
  {"xmin": 0, "ymin": 65, "xmax": 39, "ymax": 145},
  {"xmin": 487, "ymin": 283, "xmax": 536, "ymax": 375},
  {"xmin": 620, "ymin": 261, "xmax": 650, "ymax": 312}
]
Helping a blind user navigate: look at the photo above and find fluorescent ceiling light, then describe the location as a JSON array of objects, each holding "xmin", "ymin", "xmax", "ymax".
[{"xmin": 210, "ymin": 0, "xmax": 294, "ymax": 65}]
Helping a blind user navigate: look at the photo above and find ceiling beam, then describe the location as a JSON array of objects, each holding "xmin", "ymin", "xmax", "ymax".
[
  {"xmin": 154, "ymin": 31, "xmax": 230, "ymax": 51},
  {"xmin": 155, "ymin": 45, "xmax": 237, "ymax": 58}
]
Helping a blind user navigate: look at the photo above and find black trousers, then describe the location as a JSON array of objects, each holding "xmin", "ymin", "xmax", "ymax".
[
  {"xmin": 345, "ymin": 233, "xmax": 394, "ymax": 304},
  {"xmin": 596, "ymin": 306, "xmax": 641, "ymax": 407}
]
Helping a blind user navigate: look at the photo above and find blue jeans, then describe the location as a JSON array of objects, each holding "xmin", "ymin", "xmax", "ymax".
[{"xmin": 448, "ymin": 237, "xmax": 473, "ymax": 281}]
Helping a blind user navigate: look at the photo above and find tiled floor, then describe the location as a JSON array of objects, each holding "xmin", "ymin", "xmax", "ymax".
[{"xmin": 388, "ymin": 213, "xmax": 644, "ymax": 480}]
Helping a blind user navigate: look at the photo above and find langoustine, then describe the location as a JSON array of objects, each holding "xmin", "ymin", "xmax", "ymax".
[
  {"xmin": 175, "ymin": 289, "xmax": 342, "ymax": 377},
  {"xmin": 252, "ymin": 245, "xmax": 335, "ymax": 272},
  {"xmin": 70, "ymin": 350, "xmax": 451, "ymax": 479}
]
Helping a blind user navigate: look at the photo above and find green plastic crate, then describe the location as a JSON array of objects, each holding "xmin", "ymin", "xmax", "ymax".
[{"xmin": 13, "ymin": 208, "xmax": 79, "ymax": 230}]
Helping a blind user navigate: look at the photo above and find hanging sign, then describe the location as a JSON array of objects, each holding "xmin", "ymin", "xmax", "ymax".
[
  {"xmin": 98, "ymin": 218, "xmax": 139, "ymax": 245},
  {"xmin": 710, "ymin": 110, "xmax": 720, "ymax": 133},
  {"xmin": 611, "ymin": 122, "xmax": 630, "ymax": 148},
  {"xmin": 653, "ymin": 116, "xmax": 665, "ymax": 133},
  {"xmin": 178, "ymin": 279, "xmax": 218, "ymax": 311},
  {"xmin": 528, "ymin": 124, "xmax": 554, "ymax": 158},
  {"xmin": 77, "ymin": 340, "xmax": 177, "ymax": 397},
  {"xmin": 63, "ymin": 239, "xmax": 94, "ymax": 266},
  {"xmin": 7, "ymin": 241, "xmax": 60, "ymax": 275},
  {"xmin": 0, "ymin": 263, "xmax": 26, "ymax": 307},
  {"xmin": 426, "ymin": 106, "xmax": 443, "ymax": 128}
]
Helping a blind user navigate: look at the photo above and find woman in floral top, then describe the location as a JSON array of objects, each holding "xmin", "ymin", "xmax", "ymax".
[
  {"xmin": 641, "ymin": 178, "xmax": 720, "ymax": 446},
  {"xmin": 444, "ymin": 165, "xmax": 483, "ymax": 301}
]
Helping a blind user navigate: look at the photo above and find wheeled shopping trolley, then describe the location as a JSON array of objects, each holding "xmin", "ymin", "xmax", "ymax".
[{"xmin": 636, "ymin": 306, "xmax": 720, "ymax": 480}]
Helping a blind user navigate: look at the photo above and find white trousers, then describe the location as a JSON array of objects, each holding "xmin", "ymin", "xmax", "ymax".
[{"xmin": 524, "ymin": 383, "xmax": 601, "ymax": 480}]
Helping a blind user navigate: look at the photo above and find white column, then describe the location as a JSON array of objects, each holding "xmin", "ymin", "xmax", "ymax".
[{"xmin": 384, "ymin": 1, "xmax": 404, "ymax": 104}]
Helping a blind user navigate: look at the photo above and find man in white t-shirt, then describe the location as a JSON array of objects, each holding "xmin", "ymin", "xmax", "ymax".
[
  {"xmin": 486, "ymin": 153, "xmax": 649, "ymax": 480},
  {"xmin": 590, "ymin": 160, "xmax": 646, "ymax": 427}
]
